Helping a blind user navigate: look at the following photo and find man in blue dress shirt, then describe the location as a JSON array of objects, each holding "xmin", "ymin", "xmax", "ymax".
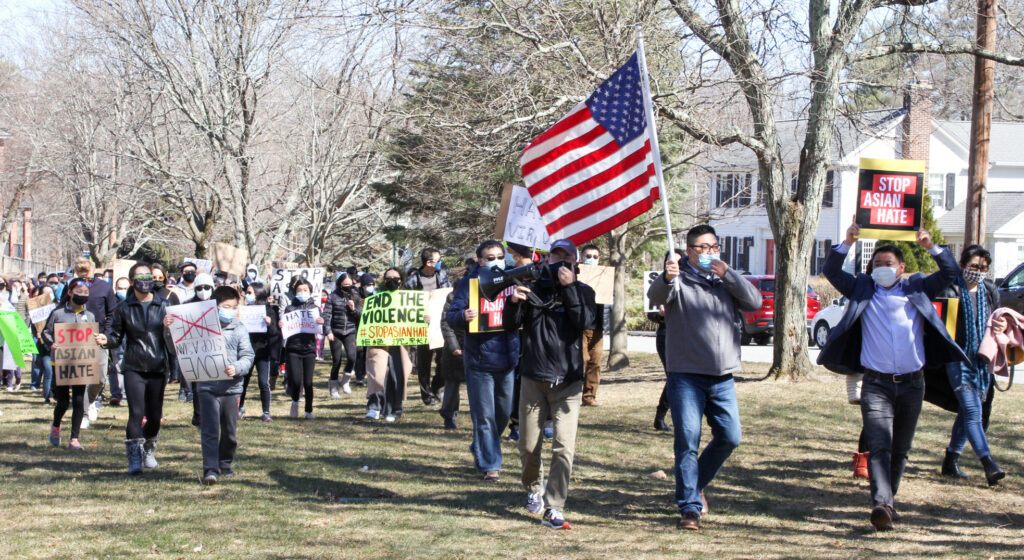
[{"xmin": 818, "ymin": 217, "xmax": 968, "ymax": 531}]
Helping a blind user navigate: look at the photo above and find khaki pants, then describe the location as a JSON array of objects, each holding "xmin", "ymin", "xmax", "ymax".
[
  {"xmin": 582, "ymin": 329, "xmax": 603, "ymax": 402},
  {"xmin": 519, "ymin": 377, "xmax": 582, "ymax": 510},
  {"xmin": 366, "ymin": 346, "xmax": 412, "ymax": 404}
]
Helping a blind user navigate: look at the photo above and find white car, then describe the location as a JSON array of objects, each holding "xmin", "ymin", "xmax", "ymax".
[{"xmin": 810, "ymin": 297, "xmax": 847, "ymax": 347}]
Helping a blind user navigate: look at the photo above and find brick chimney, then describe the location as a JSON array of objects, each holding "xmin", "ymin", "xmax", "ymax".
[{"xmin": 901, "ymin": 81, "xmax": 933, "ymax": 171}]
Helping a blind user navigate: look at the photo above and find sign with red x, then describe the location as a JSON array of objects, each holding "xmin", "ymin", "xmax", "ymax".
[{"xmin": 166, "ymin": 300, "xmax": 231, "ymax": 382}]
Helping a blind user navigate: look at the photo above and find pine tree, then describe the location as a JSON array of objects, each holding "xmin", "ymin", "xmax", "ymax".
[{"xmin": 877, "ymin": 186, "xmax": 947, "ymax": 273}]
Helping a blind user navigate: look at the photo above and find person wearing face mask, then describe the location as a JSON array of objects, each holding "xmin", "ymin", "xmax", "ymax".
[
  {"xmin": 817, "ymin": 217, "xmax": 967, "ymax": 531},
  {"xmin": 279, "ymin": 278, "xmax": 325, "ymax": 419},
  {"xmin": 502, "ymin": 243, "xmax": 538, "ymax": 441},
  {"xmin": 927, "ymin": 245, "xmax": 1008, "ymax": 485},
  {"xmin": 30, "ymin": 284, "xmax": 57, "ymax": 404},
  {"xmin": 446, "ymin": 240, "xmax": 520, "ymax": 479},
  {"xmin": 239, "ymin": 282, "xmax": 279, "ymax": 422},
  {"xmin": 241, "ymin": 264, "xmax": 261, "ymax": 291},
  {"xmin": 578, "ymin": 244, "xmax": 605, "ymax": 406},
  {"xmin": 72, "ymin": 258, "xmax": 117, "ymax": 426},
  {"xmin": 95, "ymin": 263, "xmax": 175, "ymax": 475},
  {"xmin": 106, "ymin": 277, "xmax": 131, "ymax": 407},
  {"xmin": 404, "ymin": 248, "xmax": 451, "ymax": 407},
  {"xmin": 42, "ymin": 278, "xmax": 101, "ymax": 450},
  {"xmin": 177, "ymin": 273, "xmax": 216, "ymax": 424},
  {"xmin": 323, "ymin": 273, "xmax": 363, "ymax": 398},
  {"xmin": 363, "ymin": 268, "xmax": 415, "ymax": 421},
  {"xmin": 169, "ymin": 262, "xmax": 199, "ymax": 305},
  {"xmin": 646, "ymin": 225, "xmax": 762, "ymax": 531},
  {"xmin": 354, "ymin": 273, "xmax": 376, "ymax": 386},
  {"xmin": 168, "ymin": 286, "xmax": 253, "ymax": 485},
  {"xmin": 150, "ymin": 264, "xmax": 172, "ymax": 300}
]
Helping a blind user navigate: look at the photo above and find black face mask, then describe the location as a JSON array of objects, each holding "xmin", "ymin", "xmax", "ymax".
[
  {"xmin": 134, "ymin": 279, "xmax": 154, "ymax": 294},
  {"xmin": 182, "ymin": 271, "xmax": 197, "ymax": 283},
  {"xmin": 153, "ymin": 281, "xmax": 166, "ymax": 291},
  {"xmin": 382, "ymin": 278, "xmax": 400, "ymax": 292},
  {"xmin": 71, "ymin": 294, "xmax": 90, "ymax": 305}
]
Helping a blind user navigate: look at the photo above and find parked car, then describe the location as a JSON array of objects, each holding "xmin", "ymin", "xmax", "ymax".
[
  {"xmin": 740, "ymin": 276, "xmax": 820, "ymax": 345},
  {"xmin": 810, "ymin": 296, "xmax": 848, "ymax": 347},
  {"xmin": 997, "ymin": 261, "xmax": 1024, "ymax": 315}
]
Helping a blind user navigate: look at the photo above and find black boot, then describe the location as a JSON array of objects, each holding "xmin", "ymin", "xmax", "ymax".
[
  {"xmin": 981, "ymin": 455, "xmax": 1005, "ymax": 486},
  {"xmin": 941, "ymin": 451, "xmax": 969, "ymax": 479},
  {"xmin": 654, "ymin": 407, "xmax": 670, "ymax": 431}
]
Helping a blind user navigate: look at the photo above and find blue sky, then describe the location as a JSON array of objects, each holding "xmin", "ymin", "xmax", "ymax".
[{"xmin": 1, "ymin": 0, "xmax": 65, "ymax": 58}]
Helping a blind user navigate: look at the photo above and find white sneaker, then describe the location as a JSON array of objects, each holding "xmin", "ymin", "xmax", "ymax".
[
  {"xmin": 526, "ymin": 491, "xmax": 545, "ymax": 514},
  {"xmin": 79, "ymin": 417, "xmax": 90, "ymax": 430},
  {"xmin": 340, "ymin": 373, "xmax": 353, "ymax": 394},
  {"xmin": 290, "ymin": 401, "xmax": 299, "ymax": 418},
  {"xmin": 304, "ymin": 412, "xmax": 315, "ymax": 420},
  {"xmin": 87, "ymin": 403, "xmax": 99, "ymax": 422},
  {"xmin": 328, "ymin": 380, "xmax": 341, "ymax": 399},
  {"xmin": 384, "ymin": 415, "xmax": 396, "ymax": 423},
  {"xmin": 365, "ymin": 409, "xmax": 380, "ymax": 420}
]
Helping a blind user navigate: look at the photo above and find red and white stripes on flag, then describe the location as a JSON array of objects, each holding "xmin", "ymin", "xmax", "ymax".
[{"xmin": 519, "ymin": 52, "xmax": 661, "ymax": 245}]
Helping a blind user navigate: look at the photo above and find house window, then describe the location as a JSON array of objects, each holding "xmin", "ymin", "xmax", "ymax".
[
  {"xmin": 789, "ymin": 172, "xmax": 798, "ymax": 195},
  {"xmin": 945, "ymin": 173, "xmax": 955, "ymax": 211},
  {"xmin": 858, "ymin": 239, "xmax": 875, "ymax": 274},
  {"xmin": 714, "ymin": 173, "xmax": 756, "ymax": 208},
  {"xmin": 822, "ymin": 170, "xmax": 834, "ymax": 208},
  {"xmin": 928, "ymin": 173, "xmax": 945, "ymax": 209},
  {"xmin": 719, "ymin": 235, "xmax": 753, "ymax": 272},
  {"xmin": 810, "ymin": 239, "xmax": 833, "ymax": 275}
]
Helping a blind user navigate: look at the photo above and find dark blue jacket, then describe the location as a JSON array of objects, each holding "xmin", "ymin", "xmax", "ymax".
[
  {"xmin": 816, "ymin": 245, "xmax": 969, "ymax": 375},
  {"xmin": 445, "ymin": 265, "xmax": 519, "ymax": 373}
]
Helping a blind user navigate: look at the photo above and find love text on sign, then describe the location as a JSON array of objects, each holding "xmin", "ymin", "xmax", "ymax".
[{"xmin": 167, "ymin": 301, "xmax": 230, "ymax": 382}]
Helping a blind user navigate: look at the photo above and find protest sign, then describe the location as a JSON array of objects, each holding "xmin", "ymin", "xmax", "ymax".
[
  {"xmin": 357, "ymin": 290, "xmax": 428, "ymax": 346},
  {"xmin": 52, "ymin": 322, "xmax": 101, "ymax": 386},
  {"xmin": 26, "ymin": 294, "xmax": 56, "ymax": 332},
  {"xmin": 270, "ymin": 267, "xmax": 324, "ymax": 299},
  {"xmin": 281, "ymin": 308, "xmax": 321, "ymax": 339},
  {"xmin": 856, "ymin": 158, "xmax": 925, "ymax": 242},
  {"xmin": 184, "ymin": 258, "xmax": 213, "ymax": 273},
  {"xmin": 166, "ymin": 300, "xmax": 231, "ymax": 382},
  {"xmin": 495, "ymin": 184, "xmax": 552, "ymax": 252},
  {"xmin": 467, "ymin": 279, "xmax": 514, "ymax": 334},
  {"xmin": 0, "ymin": 310, "xmax": 37, "ymax": 367},
  {"xmin": 211, "ymin": 243, "xmax": 248, "ymax": 276},
  {"xmin": 931, "ymin": 297, "xmax": 960, "ymax": 340},
  {"xmin": 642, "ymin": 270, "xmax": 661, "ymax": 314},
  {"xmin": 111, "ymin": 258, "xmax": 136, "ymax": 282},
  {"xmin": 578, "ymin": 264, "xmax": 614, "ymax": 305},
  {"xmin": 427, "ymin": 288, "xmax": 453, "ymax": 350},
  {"xmin": 239, "ymin": 305, "xmax": 268, "ymax": 333}
]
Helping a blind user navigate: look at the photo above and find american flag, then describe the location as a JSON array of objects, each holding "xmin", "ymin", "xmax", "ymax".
[{"xmin": 520, "ymin": 52, "xmax": 660, "ymax": 245}]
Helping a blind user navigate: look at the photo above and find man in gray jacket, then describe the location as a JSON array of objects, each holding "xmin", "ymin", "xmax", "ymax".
[{"xmin": 647, "ymin": 225, "xmax": 762, "ymax": 531}]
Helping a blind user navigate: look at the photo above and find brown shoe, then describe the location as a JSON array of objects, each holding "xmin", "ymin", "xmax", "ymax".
[
  {"xmin": 870, "ymin": 505, "xmax": 894, "ymax": 531},
  {"xmin": 852, "ymin": 452, "xmax": 869, "ymax": 479},
  {"xmin": 677, "ymin": 511, "xmax": 700, "ymax": 530},
  {"xmin": 484, "ymin": 470, "xmax": 500, "ymax": 481},
  {"xmin": 700, "ymin": 491, "xmax": 709, "ymax": 515},
  {"xmin": 582, "ymin": 398, "xmax": 598, "ymax": 407}
]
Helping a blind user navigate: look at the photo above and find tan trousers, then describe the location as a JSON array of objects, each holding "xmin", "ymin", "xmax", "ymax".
[
  {"xmin": 519, "ymin": 377, "xmax": 582, "ymax": 510},
  {"xmin": 582, "ymin": 329, "xmax": 603, "ymax": 402},
  {"xmin": 365, "ymin": 346, "xmax": 412, "ymax": 403}
]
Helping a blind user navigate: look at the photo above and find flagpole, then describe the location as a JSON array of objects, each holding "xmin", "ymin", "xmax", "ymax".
[{"xmin": 637, "ymin": 30, "xmax": 675, "ymax": 256}]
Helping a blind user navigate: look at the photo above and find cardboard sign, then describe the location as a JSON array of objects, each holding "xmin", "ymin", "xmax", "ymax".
[
  {"xmin": 166, "ymin": 300, "xmax": 231, "ymax": 382},
  {"xmin": 239, "ymin": 305, "xmax": 268, "ymax": 334},
  {"xmin": 211, "ymin": 243, "xmax": 248, "ymax": 276},
  {"xmin": 856, "ymin": 158, "xmax": 925, "ymax": 242},
  {"xmin": 642, "ymin": 270, "xmax": 661, "ymax": 314},
  {"xmin": 281, "ymin": 308, "xmax": 321, "ymax": 339},
  {"xmin": 270, "ymin": 268, "xmax": 324, "ymax": 299},
  {"xmin": 184, "ymin": 258, "xmax": 213, "ymax": 273},
  {"xmin": 427, "ymin": 288, "xmax": 453, "ymax": 350},
  {"xmin": 0, "ymin": 310, "xmax": 38, "ymax": 367},
  {"xmin": 495, "ymin": 184, "xmax": 552, "ymax": 251},
  {"xmin": 52, "ymin": 322, "xmax": 101, "ymax": 386},
  {"xmin": 932, "ymin": 297, "xmax": 960, "ymax": 340},
  {"xmin": 578, "ymin": 264, "xmax": 614, "ymax": 305},
  {"xmin": 467, "ymin": 278, "xmax": 515, "ymax": 334},
  {"xmin": 356, "ymin": 290, "xmax": 428, "ymax": 347},
  {"xmin": 26, "ymin": 294, "xmax": 56, "ymax": 332},
  {"xmin": 111, "ymin": 259, "xmax": 136, "ymax": 282}
]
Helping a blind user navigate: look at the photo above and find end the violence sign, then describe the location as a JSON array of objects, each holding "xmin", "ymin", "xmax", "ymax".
[{"xmin": 856, "ymin": 158, "xmax": 925, "ymax": 242}]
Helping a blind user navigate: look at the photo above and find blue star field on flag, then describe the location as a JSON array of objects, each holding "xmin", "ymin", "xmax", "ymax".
[{"xmin": 584, "ymin": 53, "xmax": 647, "ymax": 147}]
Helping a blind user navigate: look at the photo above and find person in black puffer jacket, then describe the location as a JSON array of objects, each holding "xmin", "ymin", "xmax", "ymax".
[
  {"xmin": 323, "ymin": 273, "xmax": 362, "ymax": 398},
  {"xmin": 279, "ymin": 278, "xmax": 324, "ymax": 418},
  {"xmin": 240, "ymin": 282, "xmax": 280, "ymax": 422},
  {"xmin": 96, "ymin": 263, "xmax": 174, "ymax": 475},
  {"xmin": 439, "ymin": 292, "xmax": 466, "ymax": 429}
]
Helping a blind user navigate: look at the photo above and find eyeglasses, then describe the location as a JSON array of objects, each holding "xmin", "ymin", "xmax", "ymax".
[
  {"xmin": 134, "ymin": 274, "xmax": 154, "ymax": 281},
  {"xmin": 384, "ymin": 276, "xmax": 401, "ymax": 282},
  {"xmin": 196, "ymin": 286, "xmax": 213, "ymax": 292},
  {"xmin": 689, "ymin": 244, "xmax": 721, "ymax": 254},
  {"xmin": 966, "ymin": 264, "xmax": 989, "ymax": 272},
  {"xmin": 482, "ymin": 255, "xmax": 505, "ymax": 262}
]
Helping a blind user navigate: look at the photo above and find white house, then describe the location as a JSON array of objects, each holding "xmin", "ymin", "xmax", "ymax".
[{"xmin": 705, "ymin": 87, "xmax": 1024, "ymax": 279}]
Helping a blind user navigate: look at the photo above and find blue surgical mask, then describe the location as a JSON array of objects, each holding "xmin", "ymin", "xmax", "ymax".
[
  {"xmin": 364, "ymin": 286, "xmax": 376, "ymax": 295},
  {"xmin": 116, "ymin": 289, "xmax": 128, "ymax": 301},
  {"xmin": 295, "ymin": 292, "xmax": 310, "ymax": 303},
  {"xmin": 247, "ymin": 270, "xmax": 257, "ymax": 279},
  {"xmin": 244, "ymin": 294, "xmax": 256, "ymax": 304},
  {"xmin": 697, "ymin": 253, "xmax": 719, "ymax": 271},
  {"xmin": 487, "ymin": 259, "xmax": 506, "ymax": 271},
  {"xmin": 218, "ymin": 307, "xmax": 238, "ymax": 323},
  {"xmin": 583, "ymin": 257, "xmax": 598, "ymax": 266},
  {"xmin": 505, "ymin": 254, "xmax": 517, "ymax": 268}
]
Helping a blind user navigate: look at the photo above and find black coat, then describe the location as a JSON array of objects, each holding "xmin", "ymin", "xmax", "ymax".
[
  {"xmin": 440, "ymin": 295, "xmax": 466, "ymax": 382},
  {"xmin": 249, "ymin": 303, "xmax": 281, "ymax": 362},
  {"xmin": 322, "ymin": 287, "xmax": 362, "ymax": 336},
  {"xmin": 86, "ymin": 277, "xmax": 118, "ymax": 335},
  {"xmin": 104, "ymin": 292, "xmax": 173, "ymax": 377},
  {"xmin": 283, "ymin": 299, "xmax": 320, "ymax": 355}
]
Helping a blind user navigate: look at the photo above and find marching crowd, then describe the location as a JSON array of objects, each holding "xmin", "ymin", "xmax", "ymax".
[{"xmin": 0, "ymin": 223, "xmax": 1019, "ymax": 532}]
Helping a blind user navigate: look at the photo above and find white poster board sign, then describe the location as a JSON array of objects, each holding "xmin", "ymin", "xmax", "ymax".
[
  {"xmin": 281, "ymin": 308, "xmax": 321, "ymax": 339},
  {"xmin": 239, "ymin": 305, "xmax": 268, "ymax": 333},
  {"xmin": 184, "ymin": 258, "xmax": 213, "ymax": 273},
  {"xmin": 270, "ymin": 268, "xmax": 324, "ymax": 299},
  {"xmin": 502, "ymin": 185, "xmax": 552, "ymax": 251},
  {"xmin": 427, "ymin": 288, "xmax": 453, "ymax": 350},
  {"xmin": 166, "ymin": 300, "xmax": 230, "ymax": 382},
  {"xmin": 642, "ymin": 270, "xmax": 662, "ymax": 314}
]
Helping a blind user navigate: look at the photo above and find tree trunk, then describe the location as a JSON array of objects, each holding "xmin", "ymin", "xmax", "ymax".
[
  {"xmin": 768, "ymin": 202, "xmax": 814, "ymax": 377},
  {"xmin": 606, "ymin": 226, "xmax": 632, "ymax": 370}
]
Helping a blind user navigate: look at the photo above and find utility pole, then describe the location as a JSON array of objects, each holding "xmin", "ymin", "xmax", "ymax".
[{"xmin": 965, "ymin": 0, "xmax": 997, "ymax": 246}]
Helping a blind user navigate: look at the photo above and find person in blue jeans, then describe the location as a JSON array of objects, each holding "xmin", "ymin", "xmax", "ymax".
[
  {"xmin": 446, "ymin": 239, "xmax": 520, "ymax": 481},
  {"xmin": 647, "ymin": 225, "xmax": 762, "ymax": 531}
]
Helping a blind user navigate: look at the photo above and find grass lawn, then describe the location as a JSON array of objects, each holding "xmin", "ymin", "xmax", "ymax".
[{"xmin": 1, "ymin": 354, "xmax": 1021, "ymax": 559}]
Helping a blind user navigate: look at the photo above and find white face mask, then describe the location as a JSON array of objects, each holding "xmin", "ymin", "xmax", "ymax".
[
  {"xmin": 195, "ymin": 287, "xmax": 213, "ymax": 301},
  {"xmin": 871, "ymin": 266, "xmax": 900, "ymax": 288},
  {"xmin": 484, "ymin": 258, "xmax": 506, "ymax": 271}
]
